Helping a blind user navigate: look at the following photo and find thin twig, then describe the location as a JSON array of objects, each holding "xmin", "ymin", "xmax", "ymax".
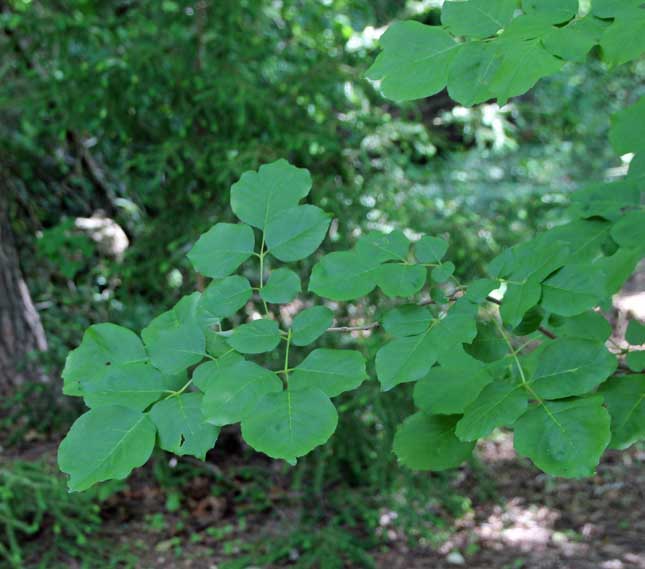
[{"xmin": 327, "ymin": 322, "xmax": 380, "ymax": 333}]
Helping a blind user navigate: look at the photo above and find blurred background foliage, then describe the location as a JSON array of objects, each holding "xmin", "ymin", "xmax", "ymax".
[{"xmin": 1, "ymin": 0, "xmax": 644, "ymax": 566}]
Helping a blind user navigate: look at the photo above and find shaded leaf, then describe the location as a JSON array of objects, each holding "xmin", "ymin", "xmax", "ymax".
[
  {"xmin": 394, "ymin": 413, "xmax": 475, "ymax": 471},
  {"xmin": 514, "ymin": 396, "xmax": 611, "ymax": 478},
  {"xmin": 241, "ymin": 388, "xmax": 338, "ymax": 462},
  {"xmin": 150, "ymin": 393, "xmax": 219, "ymax": 459},
  {"xmin": 58, "ymin": 406, "xmax": 156, "ymax": 492}
]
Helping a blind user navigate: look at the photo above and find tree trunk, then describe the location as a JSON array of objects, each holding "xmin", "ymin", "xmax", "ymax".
[{"xmin": 0, "ymin": 191, "xmax": 47, "ymax": 395}]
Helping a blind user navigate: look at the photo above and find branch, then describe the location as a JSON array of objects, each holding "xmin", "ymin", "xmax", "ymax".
[{"xmin": 327, "ymin": 322, "xmax": 380, "ymax": 333}]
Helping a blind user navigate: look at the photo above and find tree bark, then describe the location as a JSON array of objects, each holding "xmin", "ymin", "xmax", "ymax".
[{"xmin": 0, "ymin": 191, "xmax": 47, "ymax": 395}]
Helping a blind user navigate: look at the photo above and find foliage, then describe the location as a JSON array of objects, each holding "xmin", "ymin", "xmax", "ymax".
[
  {"xmin": 28, "ymin": 0, "xmax": 645, "ymax": 490},
  {"xmin": 366, "ymin": 0, "xmax": 644, "ymax": 104},
  {"xmin": 0, "ymin": 460, "xmax": 129, "ymax": 568}
]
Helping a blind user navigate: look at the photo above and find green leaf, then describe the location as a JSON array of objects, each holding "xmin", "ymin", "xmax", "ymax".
[
  {"xmin": 465, "ymin": 320, "xmax": 508, "ymax": 363},
  {"xmin": 549, "ymin": 311, "xmax": 611, "ymax": 342},
  {"xmin": 626, "ymin": 320, "xmax": 645, "ymax": 345},
  {"xmin": 309, "ymin": 251, "xmax": 378, "ymax": 300},
  {"xmin": 592, "ymin": 0, "xmax": 642, "ymax": 18},
  {"xmin": 260, "ymin": 268, "xmax": 301, "ymax": 304},
  {"xmin": 376, "ymin": 325, "xmax": 438, "ymax": 391},
  {"xmin": 382, "ymin": 305, "xmax": 434, "ymax": 337},
  {"xmin": 414, "ymin": 235, "xmax": 448, "ymax": 264},
  {"xmin": 456, "ymin": 382, "xmax": 528, "ymax": 441},
  {"xmin": 230, "ymin": 159, "xmax": 311, "ymax": 229},
  {"xmin": 430, "ymin": 299, "xmax": 479, "ymax": 360},
  {"xmin": 265, "ymin": 205, "xmax": 331, "ymax": 262},
  {"xmin": 464, "ymin": 279, "xmax": 498, "ymax": 304},
  {"xmin": 58, "ymin": 406, "xmax": 156, "ymax": 492},
  {"xmin": 241, "ymin": 388, "xmax": 338, "ymax": 462},
  {"xmin": 541, "ymin": 264, "xmax": 606, "ymax": 316},
  {"xmin": 227, "ymin": 319, "xmax": 281, "ymax": 354},
  {"xmin": 528, "ymin": 338, "xmax": 617, "ymax": 399},
  {"xmin": 600, "ymin": 10, "xmax": 645, "ymax": 66},
  {"xmin": 205, "ymin": 330, "xmax": 234, "ymax": 357},
  {"xmin": 200, "ymin": 360, "xmax": 282, "ymax": 425},
  {"xmin": 489, "ymin": 39, "xmax": 563, "ymax": 104},
  {"xmin": 611, "ymin": 211, "xmax": 645, "ymax": 250},
  {"xmin": 198, "ymin": 276, "xmax": 252, "ymax": 324},
  {"xmin": 82, "ymin": 363, "xmax": 183, "ymax": 411},
  {"xmin": 394, "ymin": 413, "xmax": 475, "ymax": 471},
  {"xmin": 375, "ymin": 264, "xmax": 426, "ymax": 297},
  {"xmin": 142, "ymin": 293, "xmax": 205, "ymax": 375},
  {"xmin": 500, "ymin": 279, "xmax": 542, "ymax": 327},
  {"xmin": 513, "ymin": 396, "xmax": 611, "ymax": 478},
  {"xmin": 442, "ymin": 0, "xmax": 516, "ymax": 38},
  {"xmin": 568, "ymin": 180, "xmax": 640, "ymax": 219},
  {"xmin": 291, "ymin": 306, "xmax": 333, "ymax": 347},
  {"xmin": 594, "ymin": 247, "xmax": 642, "ymax": 295},
  {"xmin": 627, "ymin": 351, "xmax": 645, "ymax": 372},
  {"xmin": 290, "ymin": 349, "xmax": 367, "ymax": 397},
  {"xmin": 447, "ymin": 41, "xmax": 502, "ymax": 106},
  {"xmin": 414, "ymin": 351, "xmax": 492, "ymax": 415},
  {"xmin": 540, "ymin": 219, "xmax": 610, "ymax": 263},
  {"xmin": 356, "ymin": 230, "xmax": 409, "ymax": 263},
  {"xmin": 431, "ymin": 262, "xmax": 455, "ymax": 284},
  {"xmin": 365, "ymin": 21, "xmax": 459, "ymax": 101},
  {"xmin": 62, "ymin": 323, "xmax": 147, "ymax": 397},
  {"xmin": 521, "ymin": 0, "xmax": 578, "ymax": 24},
  {"xmin": 150, "ymin": 393, "xmax": 219, "ymax": 459},
  {"xmin": 501, "ymin": 13, "xmax": 555, "ymax": 40},
  {"xmin": 187, "ymin": 223, "xmax": 255, "ymax": 279},
  {"xmin": 610, "ymin": 96, "xmax": 645, "ymax": 155},
  {"xmin": 600, "ymin": 375, "xmax": 645, "ymax": 449},
  {"xmin": 542, "ymin": 16, "xmax": 608, "ymax": 62},
  {"xmin": 191, "ymin": 354, "xmax": 244, "ymax": 392}
]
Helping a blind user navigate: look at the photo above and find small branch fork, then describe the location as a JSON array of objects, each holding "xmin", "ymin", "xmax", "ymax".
[{"xmin": 323, "ymin": 291, "xmax": 636, "ymax": 374}]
